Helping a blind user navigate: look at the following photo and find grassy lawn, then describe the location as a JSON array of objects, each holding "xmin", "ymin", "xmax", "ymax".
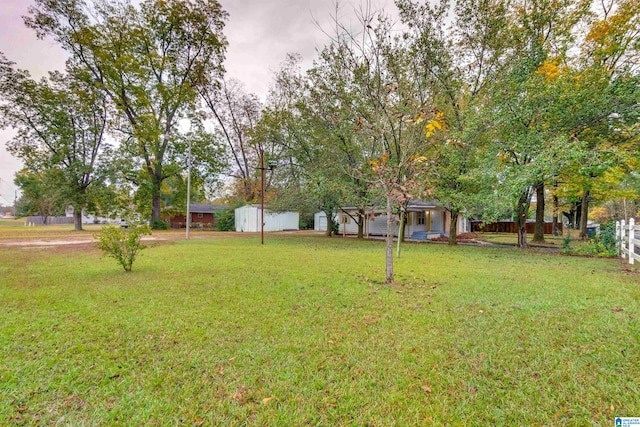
[
  {"xmin": 476, "ymin": 232, "xmax": 566, "ymax": 247},
  {"xmin": 0, "ymin": 220, "xmax": 194, "ymax": 241},
  {"xmin": 1, "ymin": 234, "xmax": 639, "ymax": 425},
  {"xmin": 0, "ymin": 219, "xmax": 104, "ymax": 240}
]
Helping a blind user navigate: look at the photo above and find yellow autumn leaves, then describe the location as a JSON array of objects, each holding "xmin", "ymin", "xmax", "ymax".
[{"xmin": 404, "ymin": 110, "xmax": 446, "ymax": 137}]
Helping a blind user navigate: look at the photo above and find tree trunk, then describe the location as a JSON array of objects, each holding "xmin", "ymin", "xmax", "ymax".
[
  {"xmin": 396, "ymin": 209, "xmax": 405, "ymax": 258},
  {"xmin": 552, "ymin": 180, "xmax": 560, "ymax": 236},
  {"xmin": 152, "ymin": 191, "xmax": 161, "ymax": 225},
  {"xmin": 449, "ymin": 210, "xmax": 459, "ymax": 246},
  {"xmin": 533, "ymin": 181, "xmax": 545, "ymax": 242},
  {"xmin": 324, "ymin": 209, "xmax": 333, "ymax": 237},
  {"xmin": 151, "ymin": 170, "xmax": 163, "ymax": 226},
  {"xmin": 357, "ymin": 208, "xmax": 365, "ymax": 239},
  {"xmin": 74, "ymin": 210, "xmax": 83, "ymax": 231},
  {"xmin": 385, "ymin": 195, "xmax": 394, "ymax": 284},
  {"xmin": 579, "ymin": 190, "xmax": 590, "ymax": 240},
  {"xmin": 515, "ymin": 191, "xmax": 531, "ymax": 249},
  {"xmin": 574, "ymin": 202, "xmax": 581, "ymax": 229}
]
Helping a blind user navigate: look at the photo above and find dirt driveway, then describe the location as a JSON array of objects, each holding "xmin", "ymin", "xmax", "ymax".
[{"xmin": 0, "ymin": 230, "xmax": 321, "ymax": 249}]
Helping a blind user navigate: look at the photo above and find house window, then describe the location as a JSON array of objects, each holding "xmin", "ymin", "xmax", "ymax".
[
  {"xmin": 340, "ymin": 212, "xmax": 351, "ymax": 224},
  {"xmin": 197, "ymin": 213, "xmax": 203, "ymax": 218},
  {"xmin": 417, "ymin": 212, "xmax": 426, "ymax": 225}
]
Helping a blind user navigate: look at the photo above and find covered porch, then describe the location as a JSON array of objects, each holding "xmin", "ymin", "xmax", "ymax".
[{"xmin": 337, "ymin": 201, "xmax": 470, "ymax": 239}]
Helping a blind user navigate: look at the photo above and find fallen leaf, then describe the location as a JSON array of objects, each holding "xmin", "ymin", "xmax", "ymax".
[
  {"xmin": 478, "ymin": 310, "xmax": 484, "ymax": 314},
  {"xmin": 262, "ymin": 397, "xmax": 274, "ymax": 405},
  {"xmin": 422, "ymin": 385, "xmax": 432, "ymax": 393}
]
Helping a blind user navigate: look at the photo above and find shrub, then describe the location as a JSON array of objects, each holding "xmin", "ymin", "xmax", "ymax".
[
  {"xmin": 152, "ymin": 219, "xmax": 169, "ymax": 230},
  {"xmin": 599, "ymin": 220, "xmax": 617, "ymax": 253},
  {"xmin": 561, "ymin": 232, "xmax": 573, "ymax": 253},
  {"xmin": 331, "ymin": 218, "xmax": 339, "ymax": 235},
  {"xmin": 216, "ymin": 209, "xmax": 235, "ymax": 231},
  {"xmin": 299, "ymin": 217, "xmax": 310, "ymax": 230},
  {"xmin": 572, "ymin": 239, "xmax": 616, "ymax": 257},
  {"xmin": 96, "ymin": 224, "xmax": 152, "ymax": 272}
]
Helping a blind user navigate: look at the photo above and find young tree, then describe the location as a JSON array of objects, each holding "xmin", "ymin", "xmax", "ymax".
[{"xmin": 320, "ymin": 11, "xmax": 438, "ymax": 282}]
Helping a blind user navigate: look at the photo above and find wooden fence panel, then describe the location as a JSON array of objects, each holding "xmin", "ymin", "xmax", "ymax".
[{"xmin": 25, "ymin": 216, "xmax": 74, "ymax": 225}]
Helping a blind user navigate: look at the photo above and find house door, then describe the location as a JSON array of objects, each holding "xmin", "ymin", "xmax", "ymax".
[{"xmin": 319, "ymin": 216, "xmax": 327, "ymax": 231}]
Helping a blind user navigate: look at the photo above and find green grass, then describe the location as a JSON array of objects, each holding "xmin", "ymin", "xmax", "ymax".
[
  {"xmin": 1, "ymin": 235, "xmax": 639, "ymax": 425},
  {"xmin": 0, "ymin": 220, "xmax": 190, "ymax": 241},
  {"xmin": 0, "ymin": 219, "xmax": 104, "ymax": 239},
  {"xmin": 476, "ymin": 232, "xmax": 566, "ymax": 247}
]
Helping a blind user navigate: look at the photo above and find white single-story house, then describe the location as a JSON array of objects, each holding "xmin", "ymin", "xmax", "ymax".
[
  {"xmin": 65, "ymin": 206, "xmax": 109, "ymax": 224},
  {"xmin": 315, "ymin": 200, "xmax": 471, "ymax": 239},
  {"xmin": 235, "ymin": 204, "xmax": 299, "ymax": 232}
]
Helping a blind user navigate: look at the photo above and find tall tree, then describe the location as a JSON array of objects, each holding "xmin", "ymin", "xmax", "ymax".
[
  {"xmin": 13, "ymin": 169, "xmax": 66, "ymax": 224},
  {"xmin": 250, "ymin": 51, "xmax": 367, "ymax": 237},
  {"xmin": 25, "ymin": 0, "xmax": 228, "ymax": 225},
  {"xmin": 569, "ymin": 0, "xmax": 640, "ymax": 238},
  {"xmin": 474, "ymin": 0, "xmax": 593, "ymax": 248},
  {"xmin": 0, "ymin": 55, "xmax": 109, "ymax": 230},
  {"xmin": 397, "ymin": 0, "xmax": 511, "ymax": 245},
  {"xmin": 200, "ymin": 78, "xmax": 269, "ymax": 203}
]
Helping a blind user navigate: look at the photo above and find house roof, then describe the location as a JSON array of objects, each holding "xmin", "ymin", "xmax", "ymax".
[
  {"xmin": 406, "ymin": 200, "xmax": 440, "ymax": 210},
  {"xmin": 338, "ymin": 199, "xmax": 442, "ymax": 212},
  {"xmin": 189, "ymin": 204, "xmax": 227, "ymax": 213}
]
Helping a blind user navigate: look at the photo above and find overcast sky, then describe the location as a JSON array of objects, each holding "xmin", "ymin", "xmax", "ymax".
[{"xmin": 0, "ymin": 0, "xmax": 398, "ymax": 202}]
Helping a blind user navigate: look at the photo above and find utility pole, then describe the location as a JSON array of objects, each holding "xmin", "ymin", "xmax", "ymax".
[
  {"xmin": 186, "ymin": 140, "xmax": 192, "ymax": 239},
  {"xmin": 260, "ymin": 149, "xmax": 265, "ymax": 245},
  {"xmin": 258, "ymin": 150, "xmax": 277, "ymax": 245}
]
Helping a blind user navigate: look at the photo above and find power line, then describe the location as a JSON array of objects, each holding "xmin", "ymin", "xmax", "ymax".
[
  {"xmin": 0, "ymin": 177, "xmax": 14, "ymax": 190},
  {"xmin": 0, "ymin": 178, "xmax": 18, "ymax": 206}
]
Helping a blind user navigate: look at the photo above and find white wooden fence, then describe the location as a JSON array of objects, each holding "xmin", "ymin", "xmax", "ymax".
[{"xmin": 617, "ymin": 218, "xmax": 640, "ymax": 265}]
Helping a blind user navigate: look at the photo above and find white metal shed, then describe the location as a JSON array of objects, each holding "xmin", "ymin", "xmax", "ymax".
[{"xmin": 235, "ymin": 204, "xmax": 299, "ymax": 232}]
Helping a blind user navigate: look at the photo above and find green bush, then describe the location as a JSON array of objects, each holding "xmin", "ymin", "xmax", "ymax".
[
  {"xmin": 561, "ymin": 225, "xmax": 617, "ymax": 257},
  {"xmin": 599, "ymin": 220, "xmax": 617, "ymax": 253},
  {"xmin": 96, "ymin": 224, "xmax": 152, "ymax": 272},
  {"xmin": 299, "ymin": 217, "xmax": 310, "ymax": 230},
  {"xmin": 331, "ymin": 217, "xmax": 339, "ymax": 235},
  {"xmin": 572, "ymin": 239, "xmax": 616, "ymax": 257},
  {"xmin": 561, "ymin": 232, "xmax": 573, "ymax": 253},
  {"xmin": 216, "ymin": 209, "xmax": 235, "ymax": 231},
  {"xmin": 152, "ymin": 220, "xmax": 169, "ymax": 230}
]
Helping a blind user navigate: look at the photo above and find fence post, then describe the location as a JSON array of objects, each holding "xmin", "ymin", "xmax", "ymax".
[
  {"xmin": 630, "ymin": 218, "xmax": 635, "ymax": 265},
  {"xmin": 620, "ymin": 219, "xmax": 626, "ymax": 258},
  {"xmin": 616, "ymin": 221, "xmax": 621, "ymax": 256}
]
